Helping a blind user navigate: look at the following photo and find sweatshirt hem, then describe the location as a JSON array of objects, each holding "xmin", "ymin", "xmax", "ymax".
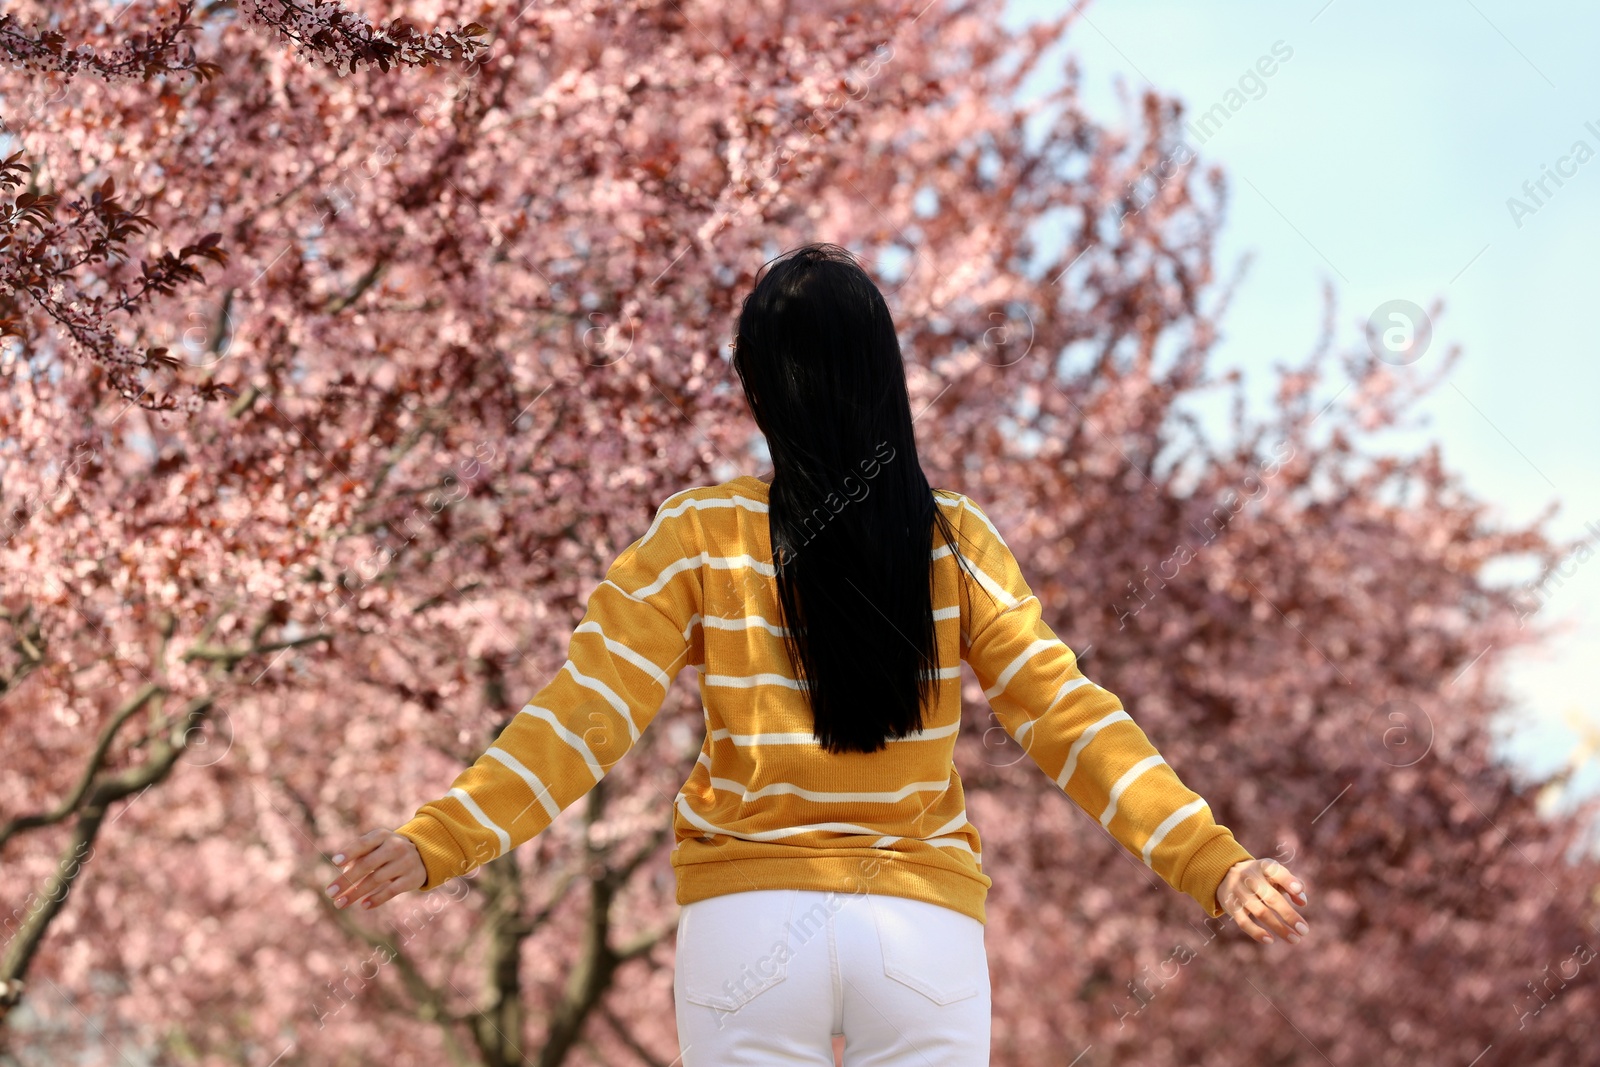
[{"xmin": 674, "ymin": 852, "xmax": 992, "ymax": 925}]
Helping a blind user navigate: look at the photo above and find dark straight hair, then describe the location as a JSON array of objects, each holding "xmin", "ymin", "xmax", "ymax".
[{"xmin": 731, "ymin": 242, "xmax": 993, "ymax": 754}]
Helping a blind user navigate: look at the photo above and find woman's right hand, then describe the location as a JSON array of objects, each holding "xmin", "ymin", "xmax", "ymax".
[
  {"xmin": 1216, "ymin": 858, "xmax": 1310, "ymax": 945},
  {"xmin": 325, "ymin": 829, "xmax": 427, "ymax": 911}
]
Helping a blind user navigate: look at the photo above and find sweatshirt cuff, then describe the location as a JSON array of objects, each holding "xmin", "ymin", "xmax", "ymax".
[
  {"xmin": 395, "ymin": 812, "xmax": 470, "ymax": 892},
  {"xmin": 1180, "ymin": 832, "xmax": 1256, "ymax": 918}
]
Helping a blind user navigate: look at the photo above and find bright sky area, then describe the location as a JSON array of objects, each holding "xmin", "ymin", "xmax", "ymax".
[{"xmin": 999, "ymin": 0, "xmax": 1599, "ymax": 816}]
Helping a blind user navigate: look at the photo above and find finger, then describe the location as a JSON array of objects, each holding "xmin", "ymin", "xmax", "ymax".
[
  {"xmin": 1254, "ymin": 865, "xmax": 1310, "ymax": 937},
  {"xmin": 329, "ymin": 856, "xmax": 382, "ymax": 906},
  {"xmin": 328, "ymin": 834, "xmax": 398, "ymax": 906},
  {"xmin": 338, "ymin": 863, "xmax": 391, "ymax": 908},
  {"xmin": 331, "ymin": 827, "xmax": 388, "ymax": 868},
  {"xmin": 1241, "ymin": 893, "xmax": 1295, "ymax": 943},
  {"xmin": 1228, "ymin": 900, "xmax": 1275, "ymax": 944},
  {"xmin": 360, "ymin": 849, "xmax": 426, "ymax": 908},
  {"xmin": 1265, "ymin": 860, "xmax": 1308, "ymax": 905},
  {"xmin": 1243, "ymin": 878, "xmax": 1305, "ymax": 942},
  {"xmin": 324, "ymin": 825, "xmax": 387, "ymax": 883},
  {"xmin": 357, "ymin": 870, "xmax": 415, "ymax": 910}
]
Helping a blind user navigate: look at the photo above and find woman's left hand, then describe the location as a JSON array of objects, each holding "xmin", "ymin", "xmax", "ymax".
[{"xmin": 325, "ymin": 829, "xmax": 426, "ymax": 910}]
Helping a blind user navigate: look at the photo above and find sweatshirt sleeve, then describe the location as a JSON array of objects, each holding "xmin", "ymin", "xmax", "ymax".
[
  {"xmin": 953, "ymin": 495, "xmax": 1254, "ymax": 918},
  {"xmin": 396, "ymin": 490, "xmax": 704, "ymax": 891}
]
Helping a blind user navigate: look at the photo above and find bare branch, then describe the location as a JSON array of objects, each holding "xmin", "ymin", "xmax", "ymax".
[
  {"xmin": 0, "ymin": 693, "xmax": 213, "ymax": 1011},
  {"xmin": 181, "ymin": 630, "xmax": 333, "ymax": 668},
  {"xmin": 0, "ymin": 682, "xmax": 164, "ymax": 849},
  {"xmin": 598, "ymin": 1000, "xmax": 673, "ymax": 1067}
]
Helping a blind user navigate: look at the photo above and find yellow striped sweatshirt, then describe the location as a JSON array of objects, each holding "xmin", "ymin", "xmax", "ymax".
[{"xmin": 396, "ymin": 475, "xmax": 1256, "ymax": 923}]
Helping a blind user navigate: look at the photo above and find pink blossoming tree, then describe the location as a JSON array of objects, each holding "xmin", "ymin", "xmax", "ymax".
[{"xmin": 2, "ymin": 1, "xmax": 1596, "ymax": 1064}]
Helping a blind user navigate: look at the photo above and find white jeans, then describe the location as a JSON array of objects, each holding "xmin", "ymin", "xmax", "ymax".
[{"xmin": 674, "ymin": 888, "xmax": 991, "ymax": 1065}]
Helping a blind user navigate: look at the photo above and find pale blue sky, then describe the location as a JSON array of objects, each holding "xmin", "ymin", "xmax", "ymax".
[{"xmin": 1000, "ymin": 0, "xmax": 1599, "ymax": 810}]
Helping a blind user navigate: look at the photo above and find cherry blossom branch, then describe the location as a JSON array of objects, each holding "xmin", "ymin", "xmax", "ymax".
[
  {"xmin": 0, "ymin": 0, "xmax": 484, "ymax": 414},
  {"xmin": 239, "ymin": 0, "xmax": 490, "ymax": 74},
  {"xmin": 0, "ymin": 4, "xmax": 219, "ymax": 83},
  {"xmin": 1, "ymin": 0, "xmax": 485, "ymax": 83},
  {"xmin": 0, "ymin": 150, "xmax": 233, "ymax": 410}
]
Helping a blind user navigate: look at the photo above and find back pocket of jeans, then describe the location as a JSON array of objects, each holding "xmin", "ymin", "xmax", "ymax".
[
  {"xmin": 677, "ymin": 889, "xmax": 799, "ymax": 1011},
  {"xmin": 869, "ymin": 895, "xmax": 983, "ymax": 1005}
]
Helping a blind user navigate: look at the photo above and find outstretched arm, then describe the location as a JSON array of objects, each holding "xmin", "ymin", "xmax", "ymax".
[
  {"xmin": 954, "ymin": 495, "xmax": 1308, "ymax": 939},
  {"xmin": 324, "ymin": 490, "xmax": 704, "ymax": 909}
]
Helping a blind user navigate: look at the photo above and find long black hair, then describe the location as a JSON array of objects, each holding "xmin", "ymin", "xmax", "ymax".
[{"xmin": 731, "ymin": 242, "xmax": 992, "ymax": 754}]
